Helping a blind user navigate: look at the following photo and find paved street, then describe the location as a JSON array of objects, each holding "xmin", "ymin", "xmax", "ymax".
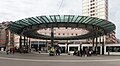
[{"xmin": 0, "ymin": 52, "xmax": 120, "ymax": 66}]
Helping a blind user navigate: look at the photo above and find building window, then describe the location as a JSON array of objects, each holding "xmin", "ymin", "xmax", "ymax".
[
  {"xmin": 90, "ymin": 4, "xmax": 92, "ymax": 6},
  {"xmin": 90, "ymin": 10, "xmax": 95, "ymax": 13},
  {"xmin": 90, "ymin": 7, "xmax": 95, "ymax": 9},
  {"xmin": 90, "ymin": 7, "xmax": 92, "ymax": 9},
  {"xmin": 90, "ymin": 0, "xmax": 95, "ymax": 2},
  {"xmin": 65, "ymin": 27, "xmax": 68, "ymax": 29},
  {"xmin": 90, "ymin": 11, "xmax": 92, "ymax": 13},
  {"xmin": 71, "ymin": 33, "xmax": 73, "ymax": 35},
  {"xmin": 90, "ymin": 3, "xmax": 95, "ymax": 6},
  {"xmin": 63, "ymin": 33, "xmax": 65, "ymax": 35},
  {"xmin": 58, "ymin": 33, "xmax": 60, "ymax": 35},
  {"xmin": 93, "ymin": 7, "xmax": 95, "ymax": 9},
  {"xmin": 90, "ymin": 14, "xmax": 95, "ymax": 16}
]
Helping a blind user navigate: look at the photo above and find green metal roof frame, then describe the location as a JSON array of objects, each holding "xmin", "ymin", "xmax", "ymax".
[{"xmin": 9, "ymin": 15, "xmax": 116, "ymax": 40}]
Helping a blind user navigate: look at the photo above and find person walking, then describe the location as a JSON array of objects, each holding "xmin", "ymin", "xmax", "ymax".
[
  {"xmin": 6, "ymin": 47, "xmax": 9, "ymax": 55},
  {"xmin": 58, "ymin": 48, "xmax": 61, "ymax": 55},
  {"xmin": 80, "ymin": 49, "xmax": 83, "ymax": 57}
]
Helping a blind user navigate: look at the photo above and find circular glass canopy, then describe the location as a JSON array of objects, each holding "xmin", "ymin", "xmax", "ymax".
[{"xmin": 9, "ymin": 15, "xmax": 116, "ymax": 40}]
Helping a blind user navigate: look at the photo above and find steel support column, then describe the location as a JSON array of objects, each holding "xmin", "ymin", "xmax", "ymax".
[
  {"xmin": 26, "ymin": 37, "xmax": 29, "ymax": 53},
  {"xmin": 95, "ymin": 35, "xmax": 98, "ymax": 55},
  {"xmin": 24, "ymin": 36, "xmax": 26, "ymax": 47},
  {"xmin": 102, "ymin": 36, "xmax": 105, "ymax": 55},
  {"xmin": 66, "ymin": 40, "xmax": 68, "ymax": 53},
  {"xmin": 99, "ymin": 36, "xmax": 102, "ymax": 54},
  {"xmin": 19, "ymin": 36, "xmax": 22, "ymax": 53},
  {"xmin": 19, "ymin": 36, "xmax": 22, "ymax": 49},
  {"xmin": 92, "ymin": 26, "xmax": 95, "ymax": 51},
  {"xmin": 51, "ymin": 24, "xmax": 54, "ymax": 47},
  {"xmin": 92, "ymin": 38, "xmax": 95, "ymax": 51},
  {"xmin": 95, "ymin": 27, "xmax": 98, "ymax": 55},
  {"xmin": 23, "ymin": 36, "xmax": 26, "ymax": 53},
  {"xmin": 46, "ymin": 40, "xmax": 48, "ymax": 52},
  {"xmin": 28, "ymin": 38, "xmax": 31, "ymax": 53}
]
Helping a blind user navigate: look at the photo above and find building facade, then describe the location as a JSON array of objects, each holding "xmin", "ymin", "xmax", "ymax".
[
  {"xmin": 82, "ymin": 0, "xmax": 108, "ymax": 20},
  {"xmin": 0, "ymin": 22, "xmax": 14, "ymax": 51},
  {"xmin": 82, "ymin": 0, "xmax": 117, "ymax": 43}
]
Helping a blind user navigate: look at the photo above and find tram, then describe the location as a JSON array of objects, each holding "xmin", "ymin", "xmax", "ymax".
[
  {"xmin": 66, "ymin": 44, "xmax": 120, "ymax": 55},
  {"xmin": 104, "ymin": 44, "xmax": 120, "ymax": 55}
]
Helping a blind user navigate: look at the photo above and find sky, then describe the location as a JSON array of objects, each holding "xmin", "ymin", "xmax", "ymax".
[{"xmin": 0, "ymin": 0, "xmax": 120, "ymax": 39}]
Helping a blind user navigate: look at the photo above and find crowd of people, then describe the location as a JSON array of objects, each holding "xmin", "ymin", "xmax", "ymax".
[
  {"xmin": 6, "ymin": 47, "xmax": 16, "ymax": 54},
  {"xmin": 73, "ymin": 48, "xmax": 97, "ymax": 57},
  {"xmin": 5, "ymin": 46, "xmax": 98, "ymax": 57},
  {"xmin": 6, "ymin": 46, "xmax": 29, "ymax": 54},
  {"xmin": 49, "ymin": 47, "xmax": 61, "ymax": 56}
]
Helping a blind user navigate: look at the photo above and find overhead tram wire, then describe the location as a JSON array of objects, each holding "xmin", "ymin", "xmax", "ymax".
[{"xmin": 57, "ymin": 0, "xmax": 64, "ymax": 15}]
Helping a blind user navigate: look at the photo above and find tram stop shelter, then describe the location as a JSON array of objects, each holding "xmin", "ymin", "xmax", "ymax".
[{"xmin": 9, "ymin": 15, "xmax": 116, "ymax": 54}]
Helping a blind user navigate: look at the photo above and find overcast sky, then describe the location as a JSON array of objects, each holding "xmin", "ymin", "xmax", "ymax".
[{"xmin": 0, "ymin": 0, "xmax": 120, "ymax": 39}]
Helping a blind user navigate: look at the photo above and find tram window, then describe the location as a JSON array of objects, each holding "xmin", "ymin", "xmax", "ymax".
[
  {"xmin": 69, "ymin": 47, "xmax": 78, "ymax": 51},
  {"xmin": 106, "ymin": 46, "xmax": 120, "ymax": 52},
  {"xmin": 89, "ymin": 47, "xmax": 93, "ymax": 50},
  {"xmin": 83, "ymin": 47, "xmax": 88, "ymax": 51}
]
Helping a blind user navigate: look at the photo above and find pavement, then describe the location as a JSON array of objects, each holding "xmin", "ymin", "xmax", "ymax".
[{"xmin": 0, "ymin": 51, "xmax": 120, "ymax": 66}]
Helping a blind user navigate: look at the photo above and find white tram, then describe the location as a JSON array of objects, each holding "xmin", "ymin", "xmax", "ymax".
[
  {"xmin": 58, "ymin": 44, "xmax": 120, "ymax": 55},
  {"xmin": 104, "ymin": 44, "xmax": 120, "ymax": 55}
]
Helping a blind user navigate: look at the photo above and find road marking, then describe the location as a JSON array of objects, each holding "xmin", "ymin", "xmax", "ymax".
[{"xmin": 0, "ymin": 57, "xmax": 120, "ymax": 62}]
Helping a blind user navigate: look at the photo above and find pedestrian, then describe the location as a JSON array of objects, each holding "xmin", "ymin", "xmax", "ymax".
[
  {"xmin": 89, "ymin": 49, "xmax": 93, "ymax": 56},
  {"xmin": 12, "ymin": 47, "xmax": 15, "ymax": 54},
  {"xmin": 10, "ymin": 48, "xmax": 12, "ymax": 54},
  {"xmin": 6, "ymin": 48, "xmax": 9, "ymax": 55},
  {"xmin": 73, "ymin": 50, "xmax": 77, "ymax": 56},
  {"xmin": 80, "ymin": 49, "xmax": 83, "ymax": 57},
  {"xmin": 58, "ymin": 48, "xmax": 61, "ymax": 55},
  {"xmin": 85, "ymin": 48, "xmax": 89, "ymax": 57}
]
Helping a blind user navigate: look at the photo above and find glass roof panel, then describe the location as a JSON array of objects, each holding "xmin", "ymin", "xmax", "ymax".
[
  {"xmin": 9, "ymin": 15, "xmax": 116, "ymax": 40},
  {"xmin": 71, "ymin": 15, "xmax": 78, "ymax": 22}
]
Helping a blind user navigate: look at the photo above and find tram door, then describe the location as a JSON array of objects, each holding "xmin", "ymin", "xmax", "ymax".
[
  {"xmin": 31, "ymin": 44, "xmax": 38, "ymax": 52},
  {"xmin": 60, "ymin": 47, "xmax": 66, "ymax": 53},
  {"xmin": 96, "ymin": 47, "xmax": 100, "ymax": 54},
  {"xmin": 59, "ymin": 44, "xmax": 67, "ymax": 53}
]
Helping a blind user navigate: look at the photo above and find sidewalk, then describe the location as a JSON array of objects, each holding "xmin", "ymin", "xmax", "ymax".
[{"xmin": 32, "ymin": 52, "xmax": 68, "ymax": 55}]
